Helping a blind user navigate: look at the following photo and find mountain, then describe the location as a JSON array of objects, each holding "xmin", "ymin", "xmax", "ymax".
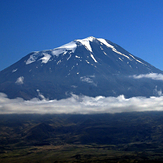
[{"xmin": 0, "ymin": 36, "xmax": 163, "ymax": 100}]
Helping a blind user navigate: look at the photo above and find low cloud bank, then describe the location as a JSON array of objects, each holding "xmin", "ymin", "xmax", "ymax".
[
  {"xmin": 132, "ymin": 73, "xmax": 163, "ymax": 81},
  {"xmin": 0, "ymin": 93, "xmax": 163, "ymax": 114}
]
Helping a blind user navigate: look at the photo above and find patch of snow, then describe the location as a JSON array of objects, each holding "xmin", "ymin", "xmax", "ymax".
[
  {"xmin": 39, "ymin": 53, "xmax": 51, "ymax": 63},
  {"xmin": 52, "ymin": 41, "xmax": 77, "ymax": 56},
  {"xmin": 100, "ymin": 46, "xmax": 104, "ymax": 50},
  {"xmin": 80, "ymin": 75, "xmax": 97, "ymax": 86},
  {"xmin": 86, "ymin": 60, "xmax": 90, "ymax": 64},
  {"xmin": 78, "ymin": 36, "xmax": 95, "ymax": 42},
  {"xmin": 76, "ymin": 37, "xmax": 95, "ymax": 52},
  {"xmin": 57, "ymin": 60, "xmax": 61, "ymax": 65},
  {"xmin": 37, "ymin": 89, "xmax": 46, "ymax": 100},
  {"xmin": 90, "ymin": 53, "xmax": 98, "ymax": 63},
  {"xmin": 52, "ymin": 49, "xmax": 65, "ymax": 56},
  {"xmin": 119, "ymin": 58, "xmax": 123, "ymax": 61},
  {"xmin": 26, "ymin": 52, "xmax": 39, "ymax": 65},
  {"xmin": 15, "ymin": 76, "xmax": 24, "ymax": 85},
  {"xmin": 67, "ymin": 54, "xmax": 72, "ymax": 60},
  {"xmin": 75, "ymin": 55, "xmax": 80, "ymax": 58},
  {"xmin": 103, "ymin": 51, "xmax": 107, "ymax": 55},
  {"xmin": 98, "ymin": 38, "xmax": 131, "ymax": 60},
  {"xmin": 63, "ymin": 51, "xmax": 67, "ymax": 55},
  {"xmin": 12, "ymin": 69, "xmax": 17, "ymax": 73},
  {"xmin": 77, "ymin": 72, "xmax": 79, "ymax": 74},
  {"xmin": 80, "ymin": 76, "xmax": 93, "ymax": 84},
  {"xmin": 60, "ymin": 41, "xmax": 77, "ymax": 51},
  {"xmin": 129, "ymin": 54, "xmax": 146, "ymax": 65}
]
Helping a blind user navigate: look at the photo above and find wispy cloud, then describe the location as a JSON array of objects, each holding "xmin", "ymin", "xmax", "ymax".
[
  {"xmin": 132, "ymin": 73, "xmax": 163, "ymax": 81},
  {"xmin": 1, "ymin": 93, "xmax": 163, "ymax": 114}
]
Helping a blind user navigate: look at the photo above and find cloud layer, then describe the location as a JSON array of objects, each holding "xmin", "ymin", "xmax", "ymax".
[
  {"xmin": 1, "ymin": 93, "xmax": 163, "ymax": 114},
  {"xmin": 132, "ymin": 73, "xmax": 163, "ymax": 81}
]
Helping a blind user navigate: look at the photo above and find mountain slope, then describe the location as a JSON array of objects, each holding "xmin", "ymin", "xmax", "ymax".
[{"xmin": 0, "ymin": 36, "xmax": 163, "ymax": 100}]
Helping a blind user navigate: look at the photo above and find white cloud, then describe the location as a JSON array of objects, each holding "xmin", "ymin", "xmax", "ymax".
[
  {"xmin": 132, "ymin": 73, "xmax": 163, "ymax": 81},
  {"xmin": 80, "ymin": 75, "xmax": 97, "ymax": 86},
  {"xmin": 1, "ymin": 93, "xmax": 163, "ymax": 114}
]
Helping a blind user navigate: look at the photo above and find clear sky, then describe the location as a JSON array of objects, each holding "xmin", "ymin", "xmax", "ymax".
[{"xmin": 1, "ymin": 0, "xmax": 163, "ymax": 71}]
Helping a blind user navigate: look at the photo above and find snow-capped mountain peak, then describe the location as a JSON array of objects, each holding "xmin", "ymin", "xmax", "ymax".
[
  {"xmin": 75, "ymin": 36, "xmax": 95, "ymax": 52},
  {"xmin": 25, "ymin": 36, "xmax": 97, "ymax": 65},
  {"xmin": 1, "ymin": 36, "xmax": 163, "ymax": 100},
  {"xmin": 23, "ymin": 36, "xmax": 152, "ymax": 69}
]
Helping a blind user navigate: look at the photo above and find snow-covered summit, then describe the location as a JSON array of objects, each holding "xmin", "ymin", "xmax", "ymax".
[
  {"xmin": 52, "ymin": 36, "xmax": 96, "ymax": 55},
  {"xmin": 25, "ymin": 37, "xmax": 96, "ymax": 65},
  {"xmin": 1, "ymin": 36, "xmax": 163, "ymax": 100},
  {"xmin": 25, "ymin": 36, "xmax": 147, "ymax": 67},
  {"xmin": 76, "ymin": 36, "xmax": 95, "ymax": 42},
  {"xmin": 75, "ymin": 36, "xmax": 95, "ymax": 52}
]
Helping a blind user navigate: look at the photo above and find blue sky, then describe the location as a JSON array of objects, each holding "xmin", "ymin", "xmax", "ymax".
[{"xmin": 1, "ymin": 0, "xmax": 163, "ymax": 71}]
